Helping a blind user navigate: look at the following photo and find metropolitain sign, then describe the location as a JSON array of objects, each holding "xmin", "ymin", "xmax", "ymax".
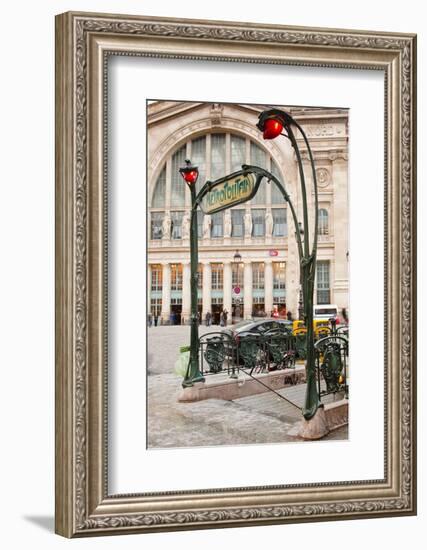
[{"xmin": 200, "ymin": 171, "xmax": 258, "ymax": 214}]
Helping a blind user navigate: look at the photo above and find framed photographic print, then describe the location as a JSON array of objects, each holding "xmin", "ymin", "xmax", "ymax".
[{"xmin": 55, "ymin": 11, "xmax": 417, "ymax": 537}]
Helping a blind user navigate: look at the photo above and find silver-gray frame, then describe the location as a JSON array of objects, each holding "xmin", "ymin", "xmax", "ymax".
[{"xmin": 55, "ymin": 11, "xmax": 417, "ymax": 537}]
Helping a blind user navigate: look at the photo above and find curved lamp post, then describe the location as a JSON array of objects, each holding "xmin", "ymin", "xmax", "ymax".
[
  {"xmin": 179, "ymin": 159, "xmax": 205, "ymax": 387},
  {"xmin": 256, "ymin": 108, "xmax": 320, "ymax": 420},
  {"xmin": 295, "ymin": 222, "xmax": 305, "ymax": 322}
]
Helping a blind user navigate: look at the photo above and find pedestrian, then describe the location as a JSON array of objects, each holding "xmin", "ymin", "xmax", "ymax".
[
  {"xmin": 342, "ymin": 307, "xmax": 348, "ymax": 324},
  {"xmin": 205, "ymin": 311, "xmax": 211, "ymax": 326},
  {"xmin": 287, "ymin": 310, "xmax": 293, "ymax": 321},
  {"xmin": 223, "ymin": 309, "xmax": 228, "ymax": 327},
  {"xmin": 148, "ymin": 312, "xmax": 152, "ymax": 327},
  {"xmin": 219, "ymin": 310, "xmax": 224, "ymax": 327}
]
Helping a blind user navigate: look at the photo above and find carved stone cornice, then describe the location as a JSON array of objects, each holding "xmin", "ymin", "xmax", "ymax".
[{"xmin": 297, "ymin": 149, "xmax": 348, "ymax": 163}]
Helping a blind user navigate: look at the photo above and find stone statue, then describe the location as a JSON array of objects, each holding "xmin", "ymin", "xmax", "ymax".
[
  {"xmin": 265, "ymin": 210, "xmax": 273, "ymax": 237},
  {"xmin": 244, "ymin": 210, "xmax": 252, "ymax": 237},
  {"xmin": 162, "ymin": 212, "xmax": 171, "ymax": 239},
  {"xmin": 181, "ymin": 210, "xmax": 190, "ymax": 239},
  {"xmin": 203, "ymin": 215, "xmax": 211, "ymax": 239},
  {"xmin": 224, "ymin": 210, "xmax": 232, "ymax": 237}
]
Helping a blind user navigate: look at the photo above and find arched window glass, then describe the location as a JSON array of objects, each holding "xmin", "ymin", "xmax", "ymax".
[
  {"xmin": 191, "ymin": 136, "xmax": 206, "ymax": 193},
  {"xmin": 152, "ymin": 167, "xmax": 166, "ymax": 207},
  {"xmin": 231, "ymin": 135, "xmax": 246, "ymax": 172},
  {"xmin": 211, "ymin": 134, "xmax": 226, "ymax": 180},
  {"xmin": 271, "ymin": 160, "xmax": 285, "ymax": 204},
  {"xmin": 171, "ymin": 145, "xmax": 186, "ymax": 207},
  {"xmin": 250, "ymin": 142, "xmax": 266, "ymax": 204},
  {"xmin": 318, "ymin": 208, "xmax": 329, "ymax": 235},
  {"xmin": 150, "ymin": 133, "xmax": 289, "ymax": 214}
]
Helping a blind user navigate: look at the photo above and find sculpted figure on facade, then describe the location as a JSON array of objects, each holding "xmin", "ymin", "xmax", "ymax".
[
  {"xmin": 244, "ymin": 210, "xmax": 252, "ymax": 237},
  {"xmin": 224, "ymin": 210, "xmax": 232, "ymax": 237},
  {"xmin": 181, "ymin": 210, "xmax": 191, "ymax": 239},
  {"xmin": 265, "ymin": 210, "xmax": 273, "ymax": 237},
  {"xmin": 203, "ymin": 214, "xmax": 212, "ymax": 239},
  {"xmin": 162, "ymin": 212, "xmax": 171, "ymax": 240}
]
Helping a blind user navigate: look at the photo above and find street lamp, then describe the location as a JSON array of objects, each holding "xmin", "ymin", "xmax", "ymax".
[
  {"xmin": 233, "ymin": 250, "xmax": 242, "ymax": 262},
  {"xmin": 233, "ymin": 250, "xmax": 242, "ymax": 322},
  {"xmin": 179, "ymin": 159, "xmax": 205, "ymax": 387},
  {"xmin": 295, "ymin": 222, "xmax": 304, "ymax": 321},
  {"xmin": 256, "ymin": 108, "xmax": 320, "ymax": 421}
]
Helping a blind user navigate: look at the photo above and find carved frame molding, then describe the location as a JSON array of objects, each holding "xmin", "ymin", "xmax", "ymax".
[{"xmin": 55, "ymin": 11, "xmax": 416, "ymax": 537}]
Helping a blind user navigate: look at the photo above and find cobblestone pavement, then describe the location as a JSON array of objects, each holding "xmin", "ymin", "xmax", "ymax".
[{"xmin": 147, "ymin": 325, "xmax": 348, "ymax": 448}]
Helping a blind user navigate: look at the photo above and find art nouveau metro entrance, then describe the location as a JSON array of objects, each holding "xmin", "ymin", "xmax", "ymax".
[{"xmin": 179, "ymin": 107, "xmax": 323, "ymax": 421}]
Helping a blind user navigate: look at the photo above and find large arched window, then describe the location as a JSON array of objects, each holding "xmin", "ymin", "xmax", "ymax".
[
  {"xmin": 271, "ymin": 160, "xmax": 286, "ymax": 204},
  {"xmin": 152, "ymin": 167, "xmax": 166, "ymax": 207},
  {"xmin": 171, "ymin": 145, "xmax": 186, "ymax": 207},
  {"xmin": 149, "ymin": 131, "xmax": 288, "ymax": 240},
  {"xmin": 191, "ymin": 136, "xmax": 206, "ymax": 193},
  {"xmin": 250, "ymin": 142, "xmax": 266, "ymax": 205},
  {"xmin": 318, "ymin": 208, "xmax": 329, "ymax": 235}
]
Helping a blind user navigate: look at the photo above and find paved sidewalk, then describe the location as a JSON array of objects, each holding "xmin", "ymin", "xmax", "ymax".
[{"xmin": 147, "ymin": 326, "xmax": 348, "ymax": 449}]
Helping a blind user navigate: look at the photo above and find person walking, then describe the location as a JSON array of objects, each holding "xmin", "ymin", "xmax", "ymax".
[
  {"xmin": 205, "ymin": 311, "xmax": 212, "ymax": 327},
  {"xmin": 341, "ymin": 307, "xmax": 349, "ymax": 325},
  {"xmin": 223, "ymin": 309, "xmax": 228, "ymax": 327}
]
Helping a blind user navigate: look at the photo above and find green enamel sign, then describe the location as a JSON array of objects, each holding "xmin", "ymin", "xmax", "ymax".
[{"xmin": 201, "ymin": 171, "xmax": 257, "ymax": 214}]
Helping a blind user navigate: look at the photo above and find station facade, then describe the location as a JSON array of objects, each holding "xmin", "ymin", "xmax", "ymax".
[{"xmin": 147, "ymin": 101, "xmax": 349, "ymax": 325}]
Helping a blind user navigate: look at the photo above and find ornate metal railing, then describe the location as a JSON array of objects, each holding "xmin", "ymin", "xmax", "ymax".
[
  {"xmin": 198, "ymin": 332, "xmax": 237, "ymax": 378},
  {"xmin": 197, "ymin": 327, "xmax": 350, "ymax": 403},
  {"xmin": 197, "ymin": 329, "xmax": 297, "ymax": 377},
  {"xmin": 314, "ymin": 335, "xmax": 349, "ymax": 400}
]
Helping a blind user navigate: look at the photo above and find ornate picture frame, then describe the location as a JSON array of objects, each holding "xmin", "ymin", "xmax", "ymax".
[{"xmin": 55, "ymin": 11, "xmax": 417, "ymax": 537}]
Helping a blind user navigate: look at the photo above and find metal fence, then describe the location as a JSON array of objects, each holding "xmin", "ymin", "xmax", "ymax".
[
  {"xmin": 196, "ymin": 326, "xmax": 349, "ymax": 403},
  {"xmin": 314, "ymin": 335, "xmax": 349, "ymax": 401},
  {"xmin": 198, "ymin": 329, "xmax": 296, "ymax": 378}
]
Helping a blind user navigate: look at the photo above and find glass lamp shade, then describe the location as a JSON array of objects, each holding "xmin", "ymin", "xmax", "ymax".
[
  {"xmin": 262, "ymin": 117, "xmax": 283, "ymax": 140},
  {"xmin": 179, "ymin": 159, "xmax": 199, "ymax": 185},
  {"xmin": 181, "ymin": 169, "xmax": 198, "ymax": 184}
]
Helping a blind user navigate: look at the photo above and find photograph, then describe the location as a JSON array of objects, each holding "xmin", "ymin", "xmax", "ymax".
[
  {"xmin": 0, "ymin": 0, "xmax": 423, "ymax": 546},
  {"xmin": 53, "ymin": 9, "xmax": 417, "ymax": 538},
  {"xmin": 146, "ymin": 100, "xmax": 350, "ymax": 448}
]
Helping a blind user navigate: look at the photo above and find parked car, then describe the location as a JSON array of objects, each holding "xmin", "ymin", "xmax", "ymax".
[
  {"xmin": 313, "ymin": 304, "xmax": 339, "ymax": 323},
  {"xmin": 222, "ymin": 318, "xmax": 293, "ymax": 365},
  {"xmin": 223, "ymin": 318, "xmax": 293, "ymax": 339}
]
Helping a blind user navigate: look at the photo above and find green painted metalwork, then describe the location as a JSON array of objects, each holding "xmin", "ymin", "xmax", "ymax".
[
  {"xmin": 182, "ymin": 181, "xmax": 205, "ymax": 387},
  {"xmin": 264, "ymin": 332, "xmax": 296, "ymax": 370},
  {"xmin": 294, "ymin": 333, "xmax": 307, "ymax": 360},
  {"xmin": 238, "ymin": 333, "xmax": 264, "ymax": 375},
  {"xmin": 203, "ymin": 336, "xmax": 226, "ymax": 373},
  {"xmin": 320, "ymin": 342, "xmax": 343, "ymax": 393},
  {"xmin": 315, "ymin": 335, "xmax": 349, "ymax": 399},
  {"xmin": 255, "ymin": 109, "xmax": 322, "ymax": 420},
  {"xmin": 181, "ymin": 108, "xmax": 322, "ymax": 421}
]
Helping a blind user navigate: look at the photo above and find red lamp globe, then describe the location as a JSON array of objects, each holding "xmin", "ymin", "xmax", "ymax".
[
  {"xmin": 179, "ymin": 159, "xmax": 199, "ymax": 185},
  {"xmin": 262, "ymin": 117, "xmax": 283, "ymax": 140},
  {"xmin": 181, "ymin": 169, "xmax": 198, "ymax": 185}
]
